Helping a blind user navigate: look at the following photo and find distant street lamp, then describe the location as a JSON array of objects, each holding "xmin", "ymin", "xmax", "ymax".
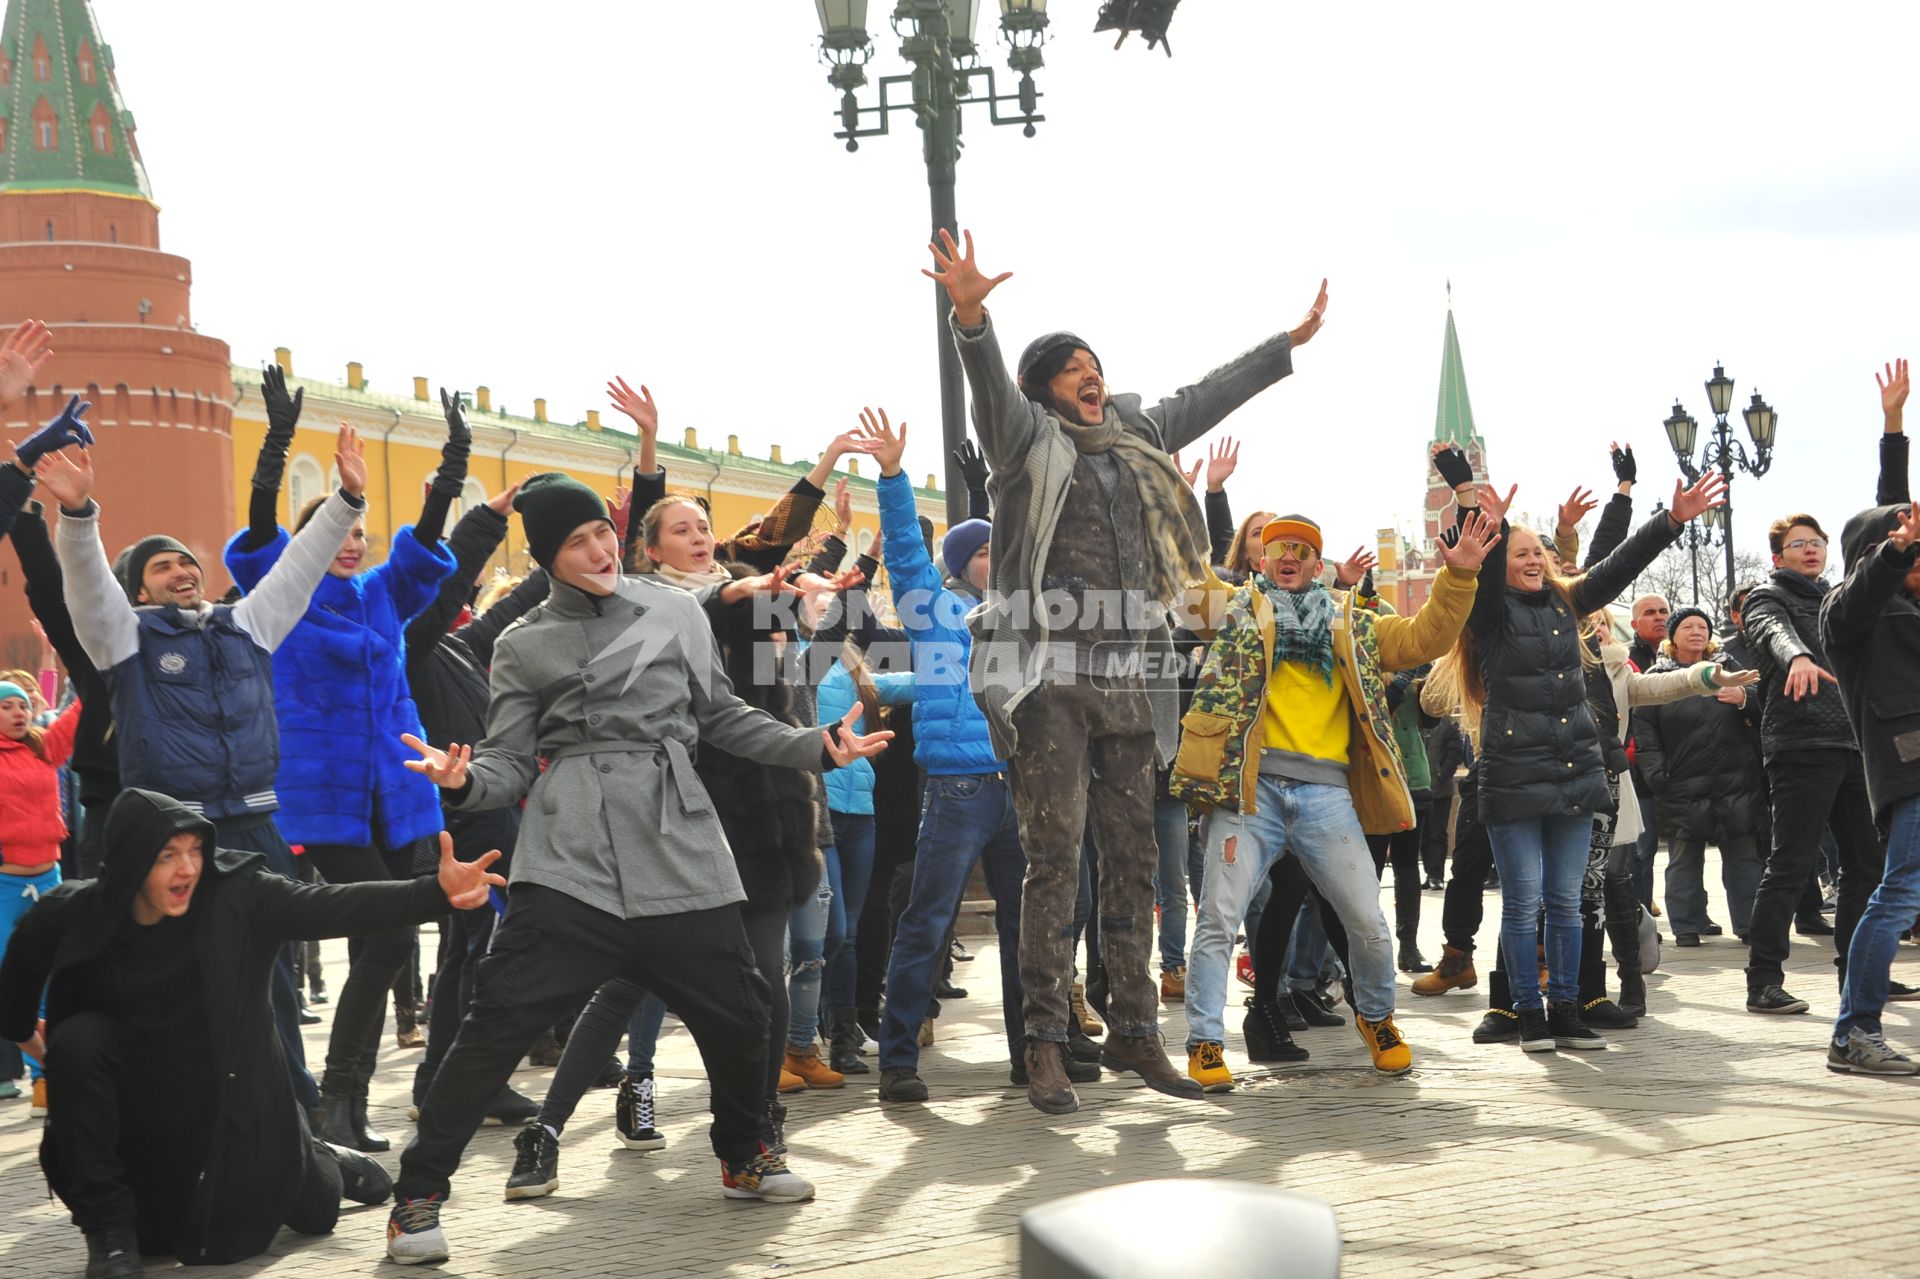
[
  {"xmin": 812, "ymin": 1, "xmax": 1050, "ymax": 523},
  {"xmin": 1663, "ymin": 361, "xmax": 1777, "ymax": 607}
]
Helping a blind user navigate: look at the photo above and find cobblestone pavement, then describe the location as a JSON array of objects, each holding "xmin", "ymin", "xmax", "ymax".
[{"xmin": 4, "ymin": 872, "xmax": 1919, "ymax": 1278}]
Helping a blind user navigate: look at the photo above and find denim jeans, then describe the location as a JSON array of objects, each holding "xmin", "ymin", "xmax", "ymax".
[
  {"xmin": 784, "ymin": 870, "xmax": 833, "ymax": 1048},
  {"xmin": 0, "ymin": 865, "xmax": 60, "ymax": 1080},
  {"xmin": 878, "ymin": 773, "xmax": 1027, "ymax": 1071},
  {"xmin": 1154, "ymin": 798, "xmax": 1199, "ymax": 970},
  {"xmin": 826, "ymin": 813, "xmax": 876, "ymax": 1009},
  {"xmin": 1664, "ymin": 834, "xmax": 1763, "ymax": 936},
  {"xmin": 1284, "ymin": 886, "xmax": 1334, "ymax": 992},
  {"xmin": 626, "ymin": 993, "xmax": 670, "ymax": 1075},
  {"xmin": 1835, "ymin": 796, "xmax": 1920, "ymax": 1041},
  {"xmin": 1487, "ymin": 812, "xmax": 1594, "ymax": 1011},
  {"xmin": 1185, "ymin": 777, "xmax": 1396, "ymax": 1047}
]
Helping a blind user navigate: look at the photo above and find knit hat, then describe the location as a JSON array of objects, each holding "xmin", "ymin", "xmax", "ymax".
[
  {"xmin": 942, "ymin": 519, "xmax": 992, "ymax": 579},
  {"xmin": 513, "ymin": 472, "xmax": 613, "ymax": 570},
  {"xmin": 0, "ymin": 681, "xmax": 29, "ymax": 706},
  {"xmin": 1666, "ymin": 605, "xmax": 1713, "ymax": 643},
  {"xmin": 1017, "ymin": 332, "xmax": 1102, "ymax": 388},
  {"xmin": 116, "ymin": 535, "xmax": 198, "ymax": 604},
  {"xmin": 1259, "ymin": 515, "xmax": 1323, "ymax": 556}
]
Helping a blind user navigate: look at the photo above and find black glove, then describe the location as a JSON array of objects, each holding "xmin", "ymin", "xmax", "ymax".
[
  {"xmin": 15, "ymin": 395, "xmax": 93, "ymax": 469},
  {"xmin": 1431, "ymin": 444, "xmax": 1474, "ymax": 490},
  {"xmin": 1611, "ymin": 443, "xmax": 1636, "ymax": 485},
  {"xmin": 953, "ymin": 438, "xmax": 988, "ymax": 492},
  {"xmin": 434, "ymin": 387, "xmax": 473, "ymax": 497},
  {"xmin": 1359, "ymin": 568, "xmax": 1375, "ymax": 597},
  {"xmin": 253, "ymin": 365, "xmax": 302, "ymax": 491}
]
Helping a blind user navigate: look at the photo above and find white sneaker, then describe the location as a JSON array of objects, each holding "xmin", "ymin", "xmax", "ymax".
[
  {"xmin": 721, "ymin": 1150, "xmax": 816, "ymax": 1203},
  {"xmin": 386, "ymin": 1195, "xmax": 450, "ymax": 1264}
]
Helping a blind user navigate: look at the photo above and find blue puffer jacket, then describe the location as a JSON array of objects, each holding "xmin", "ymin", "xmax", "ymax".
[
  {"xmin": 225, "ymin": 524, "xmax": 456, "ymax": 849},
  {"xmin": 878, "ymin": 471, "xmax": 1004, "ymax": 775},
  {"xmin": 815, "ymin": 654, "xmax": 914, "ymax": 814}
]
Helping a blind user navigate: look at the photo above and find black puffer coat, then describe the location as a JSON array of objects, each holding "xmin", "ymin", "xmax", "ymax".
[
  {"xmin": 1633, "ymin": 656, "xmax": 1766, "ymax": 842},
  {"xmin": 1742, "ymin": 568, "xmax": 1857, "ymax": 759},
  {"xmin": 699, "ymin": 566, "xmax": 825, "ymax": 910},
  {"xmin": 1471, "ymin": 510, "xmax": 1680, "ymax": 824}
]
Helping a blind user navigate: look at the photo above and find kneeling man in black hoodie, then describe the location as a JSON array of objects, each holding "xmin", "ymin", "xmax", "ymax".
[{"xmin": 0, "ymin": 788, "xmax": 504, "ymax": 1279}]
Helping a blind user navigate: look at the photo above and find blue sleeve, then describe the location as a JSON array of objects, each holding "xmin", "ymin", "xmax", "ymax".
[
  {"xmin": 223, "ymin": 523, "xmax": 290, "ymax": 595},
  {"xmin": 875, "ymin": 670, "xmax": 916, "ymax": 705},
  {"xmin": 878, "ymin": 472, "xmax": 942, "ymax": 633},
  {"xmin": 373, "ymin": 524, "xmax": 460, "ymax": 624}
]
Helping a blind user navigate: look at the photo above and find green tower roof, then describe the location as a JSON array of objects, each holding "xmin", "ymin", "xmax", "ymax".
[
  {"xmin": 1432, "ymin": 298, "xmax": 1482, "ymax": 449},
  {"xmin": 0, "ymin": 0, "xmax": 151, "ymax": 199}
]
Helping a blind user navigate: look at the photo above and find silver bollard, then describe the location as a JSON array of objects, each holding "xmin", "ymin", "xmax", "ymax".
[{"xmin": 1021, "ymin": 1178, "xmax": 1340, "ymax": 1278}]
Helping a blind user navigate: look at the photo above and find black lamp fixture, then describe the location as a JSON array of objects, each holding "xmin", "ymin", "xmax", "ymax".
[
  {"xmin": 1661, "ymin": 359, "xmax": 1779, "ymax": 609},
  {"xmin": 1094, "ymin": 0, "xmax": 1182, "ymax": 54}
]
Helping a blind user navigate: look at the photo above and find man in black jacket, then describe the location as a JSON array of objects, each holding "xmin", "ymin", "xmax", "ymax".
[
  {"xmin": 1820, "ymin": 492, "xmax": 1920, "ymax": 1074},
  {"xmin": 0, "ymin": 789, "xmax": 504, "ymax": 1278},
  {"xmin": 1740, "ymin": 379, "xmax": 1907, "ymax": 1014}
]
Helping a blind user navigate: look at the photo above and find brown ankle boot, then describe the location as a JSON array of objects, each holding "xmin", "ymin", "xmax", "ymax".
[
  {"xmin": 1023, "ymin": 1038, "xmax": 1078, "ymax": 1115},
  {"xmin": 1411, "ymin": 945, "xmax": 1478, "ymax": 996},
  {"xmin": 782, "ymin": 1043, "xmax": 845, "ymax": 1090},
  {"xmin": 1100, "ymin": 1033, "xmax": 1205, "ymax": 1099}
]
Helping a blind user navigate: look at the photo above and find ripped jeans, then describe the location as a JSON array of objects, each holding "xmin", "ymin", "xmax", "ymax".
[{"xmin": 785, "ymin": 858, "xmax": 834, "ymax": 1049}]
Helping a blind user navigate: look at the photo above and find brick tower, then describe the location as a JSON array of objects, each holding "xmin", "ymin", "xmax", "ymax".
[{"xmin": 0, "ymin": 0, "xmax": 233, "ymax": 657}]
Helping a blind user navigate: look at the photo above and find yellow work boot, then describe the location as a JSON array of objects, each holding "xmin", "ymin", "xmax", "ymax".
[
  {"xmin": 1411, "ymin": 945, "xmax": 1478, "ymax": 996},
  {"xmin": 1070, "ymin": 981, "xmax": 1104, "ymax": 1037},
  {"xmin": 1186, "ymin": 1041, "xmax": 1234, "ymax": 1093},
  {"xmin": 1355, "ymin": 1013, "xmax": 1413, "ymax": 1076},
  {"xmin": 777, "ymin": 1066, "xmax": 807, "ymax": 1094},
  {"xmin": 782, "ymin": 1044, "xmax": 845, "ymax": 1090},
  {"xmin": 1160, "ymin": 965, "xmax": 1187, "ymax": 1002}
]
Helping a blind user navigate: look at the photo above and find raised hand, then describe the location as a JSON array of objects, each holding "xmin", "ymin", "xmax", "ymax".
[
  {"xmin": 1474, "ymin": 482, "xmax": 1518, "ymax": 524},
  {"xmin": 1173, "ymin": 450, "xmax": 1202, "ymax": 487},
  {"xmin": 433, "ymin": 389, "xmax": 473, "ymax": 496},
  {"xmin": 1332, "ymin": 545, "xmax": 1377, "ymax": 588},
  {"xmin": 1430, "ymin": 442, "xmax": 1475, "ymax": 491},
  {"xmin": 823, "ymin": 702, "xmax": 895, "ymax": 765},
  {"xmin": 486, "ymin": 480, "xmax": 522, "ymax": 516},
  {"xmin": 1205, "ymin": 435, "xmax": 1241, "ymax": 492},
  {"xmin": 261, "ymin": 362, "xmax": 304, "ymax": 442},
  {"xmin": 1288, "ymin": 279, "xmax": 1330, "ymax": 348},
  {"xmin": 832, "ymin": 476, "xmax": 853, "ymax": 535},
  {"xmin": 607, "ymin": 376, "xmax": 658, "ymax": 436},
  {"xmin": 854, "ymin": 407, "xmax": 907, "ymax": 476},
  {"xmin": 952, "ymin": 437, "xmax": 988, "ymax": 492},
  {"xmin": 434, "ymin": 830, "xmax": 506, "ymax": 910},
  {"xmin": 33, "ymin": 446, "xmax": 94, "ymax": 511},
  {"xmin": 13, "ymin": 394, "xmax": 93, "ymax": 469},
  {"xmin": 1557, "ymin": 486, "xmax": 1598, "ymax": 531},
  {"xmin": 722, "ymin": 561, "xmax": 809, "ymax": 605},
  {"xmin": 1880, "ymin": 359, "xmax": 1909, "ymax": 433},
  {"xmin": 1784, "ymin": 655, "xmax": 1838, "ymax": 702},
  {"xmin": 334, "ymin": 424, "xmax": 368, "ymax": 499},
  {"xmin": 401, "ymin": 733, "xmax": 470, "ymax": 788},
  {"xmin": 439, "ymin": 387, "xmax": 472, "ymax": 445},
  {"xmin": 1610, "ymin": 441, "xmax": 1636, "ymax": 486},
  {"xmin": 1667, "ymin": 470, "xmax": 1727, "ymax": 525},
  {"xmin": 1441, "ymin": 509, "xmax": 1504, "ymax": 571},
  {"xmin": 922, "ymin": 228, "xmax": 1011, "ymax": 326},
  {"xmin": 0, "ymin": 319, "xmax": 53, "ymax": 412},
  {"xmin": 1885, "ymin": 500, "xmax": 1920, "ymax": 552}
]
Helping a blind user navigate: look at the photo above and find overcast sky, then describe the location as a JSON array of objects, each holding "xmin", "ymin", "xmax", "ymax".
[{"xmin": 94, "ymin": 1, "xmax": 1920, "ymax": 578}]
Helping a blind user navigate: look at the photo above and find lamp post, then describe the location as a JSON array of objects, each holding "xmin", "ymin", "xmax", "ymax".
[
  {"xmin": 812, "ymin": 1, "xmax": 1049, "ymax": 524},
  {"xmin": 1662, "ymin": 361, "xmax": 1777, "ymax": 607}
]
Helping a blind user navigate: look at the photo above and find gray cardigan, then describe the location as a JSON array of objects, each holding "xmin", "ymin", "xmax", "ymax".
[
  {"xmin": 453, "ymin": 574, "xmax": 829, "ymax": 918},
  {"xmin": 952, "ymin": 310, "xmax": 1295, "ymax": 764}
]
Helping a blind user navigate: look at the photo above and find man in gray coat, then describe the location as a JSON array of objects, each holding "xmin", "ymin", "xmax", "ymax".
[
  {"xmin": 385, "ymin": 473, "xmax": 891, "ymax": 1265},
  {"xmin": 924, "ymin": 229, "xmax": 1327, "ymax": 1113}
]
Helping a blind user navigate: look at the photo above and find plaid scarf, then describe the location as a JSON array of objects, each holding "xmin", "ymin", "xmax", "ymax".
[
  {"xmin": 1255, "ymin": 575, "xmax": 1337, "ymax": 686},
  {"xmin": 1055, "ymin": 409, "xmax": 1213, "ymax": 609}
]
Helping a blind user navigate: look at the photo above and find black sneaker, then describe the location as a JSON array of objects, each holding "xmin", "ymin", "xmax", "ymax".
[
  {"xmin": 877, "ymin": 1067, "xmax": 928, "ymax": 1102},
  {"xmin": 1290, "ymin": 988, "xmax": 1345, "ymax": 1028},
  {"xmin": 1066, "ymin": 1025, "xmax": 1104, "ymax": 1064},
  {"xmin": 1242, "ymin": 997, "xmax": 1310, "ymax": 1063},
  {"xmin": 1674, "ymin": 933, "xmax": 1701, "ymax": 947},
  {"xmin": 504, "ymin": 1124, "xmax": 559, "ymax": 1200},
  {"xmin": 1472, "ymin": 1008, "xmax": 1520, "ymax": 1044},
  {"xmin": 1701, "ymin": 923, "xmax": 1724, "ymax": 937},
  {"xmin": 1888, "ymin": 981, "xmax": 1920, "ymax": 1003},
  {"xmin": 594, "ymin": 1055, "xmax": 626, "ymax": 1089},
  {"xmin": 483, "ymin": 1084, "xmax": 540, "ymax": 1127},
  {"xmin": 1517, "ymin": 1008, "xmax": 1554, "ymax": 1052},
  {"xmin": 1548, "ymin": 1002, "xmax": 1607, "ymax": 1050},
  {"xmin": 935, "ymin": 979, "xmax": 968, "ymax": 1000},
  {"xmin": 616, "ymin": 1072, "xmax": 667, "ymax": 1151},
  {"xmin": 1579, "ymin": 998, "xmax": 1638, "ymax": 1030},
  {"xmin": 323, "ymin": 1139, "xmax": 394, "ymax": 1206},
  {"xmin": 1795, "ymin": 915, "xmax": 1836, "ymax": 937},
  {"xmin": 1746, "ymin": 986, "xmax": 1810, "ymax": 1015},
  {"xmin": 83, "ymin": 1225, "xmax": 140, "ymax": 1279}
]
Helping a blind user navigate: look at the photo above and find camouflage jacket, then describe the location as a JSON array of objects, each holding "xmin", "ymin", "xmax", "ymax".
[{"xmin": 1170, "ymin": 565, "xmax": 1480, "ymax": 834}]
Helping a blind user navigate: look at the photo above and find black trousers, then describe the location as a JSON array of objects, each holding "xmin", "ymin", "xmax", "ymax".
[
  {"xmin": 1365, "ymin": 807, "xmax": 1427, "ymax": 941},
  {"xmin": 45, "ymin": 1011, "xmax": 341, "ymax": 1250},
  {"xmin": 214, "ymin": 815, "xmax": 319, "ymax": 1112},
  {"xmin": 304, "ymin": 842, "xmax": 418, "ymax": 1096},
  {"xmin": 1250, "ymin": 854, "xmax": 1349, "ymax": 1006},
  {"xmin": 1421, "ymin": 793, "xmax": 1453, "ymax": 882},
  {"xmin": 396, "ymin": 886, "xmax": 771, "ymax": 1199},
  {"xmin": 1439, "ymin": 772, "xmax": 1494, "ymax": 953},
  {"xmin": 1745, "ymin": 749, "xmax": 1885, "ymax": 992}
]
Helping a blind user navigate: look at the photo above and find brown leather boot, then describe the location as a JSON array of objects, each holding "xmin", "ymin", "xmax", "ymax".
[
  {"xmin": 1100, "ymin": 1033, "xmax": 1205, "ymax": 1099},
  {"xmin": 1023, "ymin": 1038, "xmax": 1079, "ymax": 1115},
  {"xmin": 1411, "ymin": 945, "xmax": 1478, "ymax": 996}
]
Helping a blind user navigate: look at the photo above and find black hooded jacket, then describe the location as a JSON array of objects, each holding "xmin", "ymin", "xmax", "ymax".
[
  {"xmin": 0, "ymin": 789, "xmax": 446, "ymax": 1265},
  {"xmin": 1634, "ymin": 655, "xmax": 1767, "ymax": 843}
]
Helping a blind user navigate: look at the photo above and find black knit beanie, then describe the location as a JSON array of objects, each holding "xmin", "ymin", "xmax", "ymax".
[
  {"xmin": 1017, "ymin": 331, "xmax": 1102, "ymax": 403},
  {"xmin": 116, "ymin": 535, "xmax": 197, "ymax": 604},
  {"xmin": 513, "ymin": 472, "xmax": 612, "ymax": 570}
]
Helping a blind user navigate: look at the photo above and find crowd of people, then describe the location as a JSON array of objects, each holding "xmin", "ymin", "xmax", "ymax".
[{"xmin": 1, "ymin": 236, "xmax": 1917, "ymax": 1276}]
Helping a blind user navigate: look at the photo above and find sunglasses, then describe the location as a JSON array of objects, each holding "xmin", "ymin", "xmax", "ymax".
[{"xmin": 1265, "ymin": 541, "xmax": 1317, "ymax": 562}]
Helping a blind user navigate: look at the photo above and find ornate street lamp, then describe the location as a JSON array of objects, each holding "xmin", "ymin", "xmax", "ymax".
[
  {"xmin": 1662, "ymin": 361, "xmax": 1778, "ymax": 608},
  {"xmin": 811, "ymin": 0, "xmax": 1050, "ymax": 522}
]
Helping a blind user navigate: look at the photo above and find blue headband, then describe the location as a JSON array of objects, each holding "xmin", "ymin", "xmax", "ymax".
[{"xmin": 0, "ymin": 681, "xmax": 31, "ymax": 707}]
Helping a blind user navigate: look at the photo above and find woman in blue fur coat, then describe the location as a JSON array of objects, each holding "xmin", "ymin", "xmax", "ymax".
[{"xmin": 223, "ymin": 370, "xmax": 462, "ymax": 1151}]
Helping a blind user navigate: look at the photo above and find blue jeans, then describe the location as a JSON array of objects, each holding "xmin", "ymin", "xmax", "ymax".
[
  {"xmin": 1487, "ymin": 812, "xmax": 1594, "ymax": 1012},
  {"xmin": 625, "ymin": 993, "xmax": 670, "ymax": 1075},
  {"xmin": 1285, "ymin": 886, "xmax": 1336, "ymax": 992},
  {"xmin": 825, "ymin": 813, "xmax": 876, "ymax": 1009},
  {"xmin": 0, "ymin": 865, "xmax": 60, "ymax": 1080},
  {"xmin": 1185, "ymin": 778, "xmax": 1397, "ymax": 1046},
  {"xmin": 1154, "ymin": 798, "xmax": 1200, "ymax": 970},
  {"xmin": 785, "ymin": 869, "xmax": 833, "ymax": 1048},
  {"xmin": 878, "ymin": 774, "xmax": 1026, "ymax": 1072},
  {"xmin": 1835, "ymin": 796, "xmax": 1920, "ymax": 1041}
]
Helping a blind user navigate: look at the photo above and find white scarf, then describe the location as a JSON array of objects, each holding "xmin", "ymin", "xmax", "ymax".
[{"xmin": 649, "ymin": 560, "xmax": 732, "ymax": 592}]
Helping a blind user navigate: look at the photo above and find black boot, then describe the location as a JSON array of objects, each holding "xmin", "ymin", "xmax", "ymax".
[
  {"xmin": 313, "ymin": 1091, "xmax": 360, "ymax": 1149},
  {"xmin": 827, "ymin": 1007, "xmax": 870, "ymax": 1075},
  {"xmin": 350, "ymin": 1091, "xmax": 391, "ymax": 1153},
  {"xmin": 1397, "ymin": 931, "xmax": 1433, "ymax": 974},
  {"xmin": 1242, "ymin": 998, "xmax": 1309, "ymax": 1063},
  {"xmin": 1472, "ymin": 967, "xmax": 1519, "ymax": 1043},
  {"xmin": 84, "ymin": 1225, "xmax": 140, "ymax": 1279},
  {"xmin": 1085, "ymin": 963, "xmax": 1111, "ymax": 1022},
  {"xmin": 1618, "ymin": 969, "xmax": 1647, "ymax": 1018}
]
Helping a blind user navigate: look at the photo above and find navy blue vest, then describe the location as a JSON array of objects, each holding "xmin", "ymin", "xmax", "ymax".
[{"xmin": 107, "ymin": 607, "xmax": 280, "ymax": 819}]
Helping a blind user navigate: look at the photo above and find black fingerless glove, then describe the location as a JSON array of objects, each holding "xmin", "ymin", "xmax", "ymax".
[
  {"xmin": 1611, "ymin": 444, "xmax": 1636, "ymax": 484},
  {"xmin": 1431, "ymin": 444, "xmax": 1474, "ymax": 490}
]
